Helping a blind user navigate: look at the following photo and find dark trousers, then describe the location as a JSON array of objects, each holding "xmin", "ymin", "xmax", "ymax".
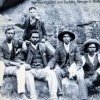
[{"xmin": 85, "ymin": 74, "xmax": 100, "ymax": 93}]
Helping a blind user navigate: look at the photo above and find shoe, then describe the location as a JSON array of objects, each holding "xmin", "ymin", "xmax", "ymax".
[
  {"xmin": 19, "ymin": 93, "xmax": 29, "ymax": 100},
  {"xmin": 88, "ymin": 86, "xmax": 99, "ymax": 94},
  {"xmin": 58, "ymin": 96, "xmax": 63, "ymax": 100},
  {"xmin": 30, "ymin": 97, "xmax": 37, "ymax": 100},
  {"xmin": 82, "ymin": 99, "xmax": 87, "ymax": 100}
]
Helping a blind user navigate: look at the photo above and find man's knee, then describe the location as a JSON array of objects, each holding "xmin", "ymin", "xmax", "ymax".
[
  {"xmin": 0, "ymin": 61, "xmax": 6, "ymax": 69},
  {"xmin": 46, "ymin": 70, "xmax": 56, "ymax": 77},
  {"xmin": 76, "ymin": 68, "xmax": 84, "ymax": 80},
  {"xmin": 25, "ymin": 71, "xmax": 34, "ymax": 78},
  {"xmin": 76, "ymin": 73, "xmax": 84, "ymax": 81}
]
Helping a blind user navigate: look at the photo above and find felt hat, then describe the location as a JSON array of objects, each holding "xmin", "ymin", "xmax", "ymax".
[
  {"xmin": 83, "ymin": 39, "xmax": 100, "ymax": 52},
  {"xmin": 58, "ymin": 31, "xmax": 75, "ymax": 42}
]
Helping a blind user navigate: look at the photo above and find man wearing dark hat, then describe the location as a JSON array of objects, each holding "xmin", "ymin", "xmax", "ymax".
[
  {"xmin": 82, "ymin": 39, "xmax": 100, "ymax": 96},
  {"xmin": 47, "ymin": 31, "xmax": 87, "ymax": 100}
]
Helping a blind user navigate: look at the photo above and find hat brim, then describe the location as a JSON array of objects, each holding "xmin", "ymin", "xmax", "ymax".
[
  {"xmin": 83, "ymin": 39, "xmax": 100, "ymax": 52},
  {"xmin": 58, "ymin": 31, "xmax": 75, "ymax": 42}
]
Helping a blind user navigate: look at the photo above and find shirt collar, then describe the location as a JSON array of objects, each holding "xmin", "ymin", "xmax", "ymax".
[
  {"xmin": 64, "ymin": 43, "xmax": 70, "ymax": 47},
  {"xmin": 88, "ymin": 53, "xmax": 97, "ymax": 57},
  {"xmin": 31, "ymin": 43, "xmax": 38, "ymax": 49}
]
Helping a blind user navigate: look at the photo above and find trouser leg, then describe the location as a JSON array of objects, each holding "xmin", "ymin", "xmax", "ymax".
[
  {"xmin": 54, "ymin": 66, "xmax": 66, "ymax": 96},
  {"xmin": 16, "ymin": 65, "xmax": 25, "ymax": 94},
  {"xmin": 30, "ymin": 69, "xmax": 58, "ymax": 100},
  {"xmin": 76, "ymin": 68, "xmax": 88, "ymax": 100},
  {"xmin": 0, "ymin": 61, "xmax": 5, "ymax": 87},
  {"xmin": 45, "ymin": 70, "xmax": 58, "ymax": 100},
  {"xmin": 55, "ymin": 70, "xmax": 63, "ymax": 96},
  {"xmin": 25, "ymin": 70, "xmax": 37, "ymax": 100}
]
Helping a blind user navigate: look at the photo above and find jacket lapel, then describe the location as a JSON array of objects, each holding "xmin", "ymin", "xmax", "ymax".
[
  {"xmin": 69, "ymin": 42, "xmax": 73, "ymax": 55},
  {"xmin": 26, "ymin": 44, "xmax": 35, "ymax": 64},
  {"xmin": 60, "ymin": 44, "xmax": 67, "ymax": 66},
  {"xmin": 29, "ymin": 43, "xmax": 36, "ymax": 53},
  {"xmin": 3, "ymin": 40, "xmax": 10, "ymax": 54},
  {"xmin": 61, "ymin": 42, "xmax": 74, "ymax": 67}
]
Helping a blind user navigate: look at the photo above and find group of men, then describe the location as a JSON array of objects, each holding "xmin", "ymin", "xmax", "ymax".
[{"xmin": 0, "ymin": 6, "xmax": 100, "ymax": 100}]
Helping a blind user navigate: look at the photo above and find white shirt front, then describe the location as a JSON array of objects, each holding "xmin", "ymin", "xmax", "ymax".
[
  {"xmin": 64, "ymin": 43, "xmax": 70, "ymax": 53},
  {"xmin": 81, "ymin": 53, "xmax": 96, "ymax": 66},
  {"xmin": 88, "ymin": 54, "xmax": 96, "ymax": 65},
  {"xmin": 7, "ymin": 42, "xmax": 13, "ymax": 52}
]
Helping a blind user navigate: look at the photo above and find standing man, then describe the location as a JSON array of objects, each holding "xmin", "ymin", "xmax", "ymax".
[
  {"xmin": 47, "ymin": 31, "xmax": 87, "ymax": 100},
  {"xmin": 0, "ymin": 26, "xmax": 31, "ymax": 100},
  {"xmin": 82, "ymin": 39, "xmax": 100, "ymax": 96},
  {"xmin": 25, "ymin": 30, "xmax": 58, "ymax": 100},
  {"xmin": 16, "ymin": 6, "xmax": 46, "ymax": 41}
]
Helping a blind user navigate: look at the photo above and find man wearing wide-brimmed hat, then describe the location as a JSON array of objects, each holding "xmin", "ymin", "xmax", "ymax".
[
  {"xmin": 47, "ymin": 30, "xmax": 87, "ymax": 100},
  {"xmin": 82, "ymin": 39, "xmax": 100, "ymax": 96}
]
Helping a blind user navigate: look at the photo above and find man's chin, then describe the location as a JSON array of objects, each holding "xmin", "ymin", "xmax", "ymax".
[{"xmin": 7, "ymin": 38, "xmax": 13, "ymax": 41}]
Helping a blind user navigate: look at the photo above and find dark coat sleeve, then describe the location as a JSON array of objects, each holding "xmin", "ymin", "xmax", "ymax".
[
  {"xmin": 0, "ymin": 45, "xmax": 10, "ymax": 66},
  {"xmin": 25, "ymin": 49, "xmax": 33, "ymax": 64},
  {"xmin": 41, "ymin": 21, "xmax": 46, "ymax": 37},
  {"xmin": 15, "ymin": 15, "xmax": 26, "ymax": 29},
  {"xmin": 0, "ymin": 45, "xmax": 4, "ymax": 60},
  {"xmin": 47, "ymin": 46, "xmax": 60, "ymax": 69},
  {"xmin": 74, "ymin": 45, "xmax": 82, "ymax": 69}
]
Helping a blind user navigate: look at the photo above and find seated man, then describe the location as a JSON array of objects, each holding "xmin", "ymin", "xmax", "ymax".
[
  {"xmin": 82, "ymin": 39, "xmax": 100, "ymax": 95},
  {"xmin": 24, "ymin": 30, "xmax": 58, "ymax": 100},
  {"xmin": 48, "ymin": 30, "xmax": 87, "ymax": 100},
  {"xmin": 0, "ymin": 26, "xmax": 31, "ymax": 100}
]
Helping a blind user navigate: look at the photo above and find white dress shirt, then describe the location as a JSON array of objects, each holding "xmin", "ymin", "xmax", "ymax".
[
  {"xmin": 7, "ymin": 42, "xmax": 13, "ymax": 52},
  {"xmin": 82, "ymin": 53, "xmax": 96, "ymax": 66},
  {"xmin": 64, "ymin": 43, "xmax": 70, "ymax": 53},
  {"xmin": 88, "ymin": 54, "xmax": 96, "ymax": 65}
]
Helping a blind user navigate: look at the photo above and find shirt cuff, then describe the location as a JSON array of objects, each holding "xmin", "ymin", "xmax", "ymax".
[{"xmin": 96, "ymin": 68, "xmax": 100, "ymax": 74}]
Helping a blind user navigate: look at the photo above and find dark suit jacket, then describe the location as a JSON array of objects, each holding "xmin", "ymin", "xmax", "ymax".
[
  {"xmin": 26, "ymin": 43, "xmax": 54, "ymax": 67},
  {"xmin": 48, "ymin": 42, "xmax": 82, "ymax": 69},
  {"xmin": 16, "ymin": 15, "xmax": 46, "ymax": 41},
  {"xmin": 0, "ymin": 39, "xmax": 21, "ymax": 65}
]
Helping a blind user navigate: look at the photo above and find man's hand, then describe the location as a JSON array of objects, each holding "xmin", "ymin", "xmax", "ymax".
[
  {"xmin": 15, "ymin": 63, "xmax": 21, "ymax": 69},
  {"xmin": 25, "ymin": 40, "xmax": 30, "ymax": 44},
  {"xmin": 44, "ymin": 66, "xmax": 50, "ymax": 70},
  {"xmin": 41, "ymin": 38, "xmax": 45, "ymax": 43},
  {"xmin": 92, "ymin": 72, "xmax": 98, "ymax": 82},
  {"xmin": 24, "ymin": 63, "xmax": 31, "ymax": 70},
  {"xmin": 68, "ymin": 66, "xmax": 77, "ymax": 77}
]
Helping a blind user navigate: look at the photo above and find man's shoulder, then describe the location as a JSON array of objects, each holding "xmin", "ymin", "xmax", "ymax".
[
  {"xmin": 70, "ymin": 41, "xmax": 78, "ymax": 47},
  {"xmin": 55, "ymin": 45, "xmax": 63, "ymax": 52},
  {"xmin": 0, "ymin": 42, "xmax": 4, "ymax": 48},
  {"xmin": 36, "ymin": 19, "xmax": 44, "ymax": 24}
]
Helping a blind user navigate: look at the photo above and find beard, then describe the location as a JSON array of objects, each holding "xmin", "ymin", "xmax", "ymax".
[
  {"xmin": 32, "ymin": 40, "xmax": 38, "ymax": 45},
  {"xmin": 7, "ymin": 37, "xmax": 13, "ymax": 42},
  {"xmin": 64, "ymin": 41, "xmax": 70, "ymax": 45}
]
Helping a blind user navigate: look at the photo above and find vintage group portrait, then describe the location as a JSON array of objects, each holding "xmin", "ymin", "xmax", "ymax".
[{"xmin": 0, "ymin": 0, "xmax": 100, "ymax": 100}]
